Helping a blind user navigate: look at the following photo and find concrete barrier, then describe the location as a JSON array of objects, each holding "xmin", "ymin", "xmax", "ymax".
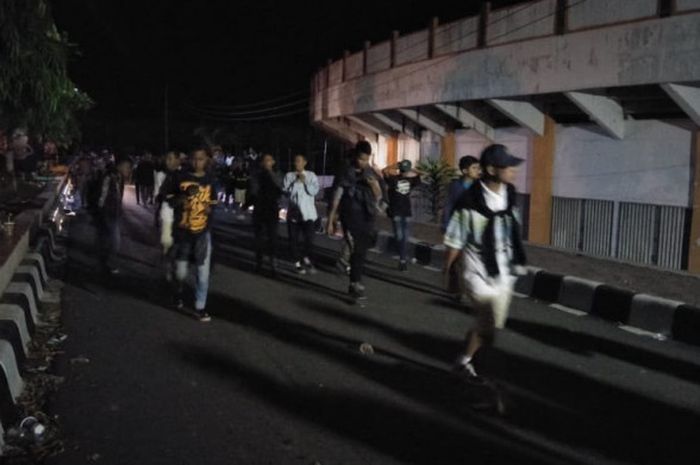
[
  {"xmin": 628, "ymin": 294, "xmax": 682, "ymax": 336},
  {"xmin": 0, "ymin": 305, "xmax": 30, "ymax": 354},
  {"xmin": 514, "ymin": 266, "xmax": 541, "ymax": 296},
  {"xmin": 671, "ymin": 305, "xmax": 700, "ymax": 347},
  {"xmin": 591, "ymin": 285, "xmax": 634, "ymax": 324},
  {"xmin": 558, "ymin": 276, "xmax": 603, "ymax": 313},
  {"xmin": 0, "ymin": 175, "xmax": 68, "ymax": 450},
  {"xmin": 531, "ymin": 271, "xmax": 564, "ymax": 303}
]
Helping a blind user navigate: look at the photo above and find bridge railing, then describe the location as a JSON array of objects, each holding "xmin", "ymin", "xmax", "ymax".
[{"xmin": 314, "ymin": 0, "xmax": 699, "ymax": 93}]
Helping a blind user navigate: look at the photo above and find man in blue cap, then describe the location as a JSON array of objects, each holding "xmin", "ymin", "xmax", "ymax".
[
  {"xmin": 443, "ymin": 144, "xmax": 527, "ymax": 378},
  {"xmin": 382, "ymin": 159, "xmax": 423, "ymax": 271}
]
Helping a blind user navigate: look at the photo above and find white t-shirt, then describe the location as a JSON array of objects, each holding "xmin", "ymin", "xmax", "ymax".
[{"xmin": 445, "ymin": 182, "xmax": 516, "ymax": 298}]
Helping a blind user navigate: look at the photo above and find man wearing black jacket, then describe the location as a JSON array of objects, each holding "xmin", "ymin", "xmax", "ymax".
[
  {"xmin": 95, "ymin": 157, "xmax": 133, "ymax": 274},
  {"xmin": 327, "ymin": 146, "xmax": 382, "ymax": 301},
  {"xmin": 248, "ymin": 153, "xmax": 284, "ymax": 275}
]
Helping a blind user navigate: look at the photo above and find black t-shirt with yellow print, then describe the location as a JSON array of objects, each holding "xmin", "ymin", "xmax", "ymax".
[{"xmin": 166, "ymin": 171, "xmax": 217, "ymax": 235}]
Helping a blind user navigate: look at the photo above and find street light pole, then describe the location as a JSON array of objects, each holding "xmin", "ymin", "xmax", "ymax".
[{"xmin": 164, "ymin": 83, "xmax": 169, "ymax": 153}]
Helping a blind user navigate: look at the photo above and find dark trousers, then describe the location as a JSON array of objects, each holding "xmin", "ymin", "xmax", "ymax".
[
  {"xmin": 254, "ymin": 213, "xmax": 279, "ymax": 266},
  {"xmin": 288, "ymin": 220, "xmax": 315, "ymax": 262},
  {"xmin": 343, "ymin": 217, "xmax": 374, "ymax": 284},
  {"xmin": 96, "ymin": 215, "xmax": 121, "ymax": 269},
  {"xmin": 391, "ymin": 216, "xmax": 410, "ymax": 262},
  {"xmin": 135, "ymin": 182, "xmax": 142, "ymax": 204},
  {"xmin": 138, "ymin": 184, "xmax": 154, "ymax": 205}
]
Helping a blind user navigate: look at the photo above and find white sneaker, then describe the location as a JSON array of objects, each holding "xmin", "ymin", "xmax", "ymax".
[{"xmin": 455, "ymin": 356, "xmax": 478, "ymax": 378}]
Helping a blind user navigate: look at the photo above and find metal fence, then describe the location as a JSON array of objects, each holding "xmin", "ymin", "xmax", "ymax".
[{"xmin": 551, "ymin": 196, "xmax": 689, "ymax": 270}]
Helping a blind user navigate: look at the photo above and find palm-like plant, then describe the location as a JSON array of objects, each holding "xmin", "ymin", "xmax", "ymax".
[{"xmin": 416, "ymin": 159, "xmax": 457, "ymax": 223}]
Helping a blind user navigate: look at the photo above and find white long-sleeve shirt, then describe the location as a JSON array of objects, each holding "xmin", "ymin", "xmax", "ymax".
[{"xmin": 283, "ymin": 170, "xmax": 320, "ymax": 222}]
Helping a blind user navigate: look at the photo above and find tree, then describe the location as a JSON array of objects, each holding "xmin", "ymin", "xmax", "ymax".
[
  {"xmin": 0, "ymin": 0, "xmax": 92, "ymax": 145},
  {"xmin": 416, "ymin": 159, "xmax": 457, "ymax": 223}
]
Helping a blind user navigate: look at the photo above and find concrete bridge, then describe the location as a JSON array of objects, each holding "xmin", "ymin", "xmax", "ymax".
[{"xmin": 310, "ymin": 0, "xmax": 700, "ymax": 273}]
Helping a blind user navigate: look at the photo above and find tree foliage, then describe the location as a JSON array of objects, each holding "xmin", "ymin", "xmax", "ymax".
[{"xmin": 0, "ymin": 0, "xmax": 92, "ymax": 144}]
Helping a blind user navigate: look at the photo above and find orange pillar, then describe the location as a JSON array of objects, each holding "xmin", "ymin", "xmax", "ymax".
[
  {"xmin": 387, "ymin": 133, "xmax": 399, "ymax": 165},
  {"xmin": 528, "ymin": 116, "xmax": 556, "ymax": 245},
  {"xmin": 441, "ymin": 131, "xmax": 456, "ymax": 167},
  {"xmin": 688, "ymin": 128, "xmax": 700, "ymax": 273}
]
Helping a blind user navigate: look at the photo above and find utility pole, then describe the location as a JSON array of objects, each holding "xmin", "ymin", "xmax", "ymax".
[{"xmin": 164, "ymin": 83, "xmax": 169, "ymax": 153}]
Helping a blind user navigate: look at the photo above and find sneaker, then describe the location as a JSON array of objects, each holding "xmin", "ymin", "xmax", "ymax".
[
  {"xmin": 175, "ymin": 299, "xmax": 185, "ymax": 311},
  {"xmin": 294, "ymin": 262, "xmax": 307, "ymax": 275},
  {"xmin": 102, "ymin": 266, "xmax": 120, "ymax": 275},
  {"xmin": 454, "ymin": 356, "xmax": 478, "ymax": 378},
  {"xmin": 349, "ymin": 282, "xmax": 367, "ymax": 301},
  {"xmin": 303, "ymin": 258, "xmax": 317, "ymax": 274},
  {"xmin": 398, "ymin": 261, "xmax": 408, "ymax": 272},
  {"xmin": 196, "ymin": 311, "xmax": 211, "ymax": 322}
]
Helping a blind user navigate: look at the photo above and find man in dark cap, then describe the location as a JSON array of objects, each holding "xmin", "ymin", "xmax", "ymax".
[{"xmin": 443, "ymin": 144, "xmax": 527, "ymax": 378}]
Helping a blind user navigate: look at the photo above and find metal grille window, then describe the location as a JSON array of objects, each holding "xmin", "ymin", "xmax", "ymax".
[
  {"xmin": 552, "ymin": 197, "xmax": 689, "ymax": 270},
  {"xmin": 657, "ymin": 206, "xmax": 687, "ymax": 270},
  {"xmin": 617, "ymin": 203, "xmax": 657, "ymax": 265},
  {"xmin": 581, "ymin": 199, "xmax": 614, "ymax": 257},
  {"xmin": 551, "ymin": 197, "xmax": 582, "ymax": 250}
]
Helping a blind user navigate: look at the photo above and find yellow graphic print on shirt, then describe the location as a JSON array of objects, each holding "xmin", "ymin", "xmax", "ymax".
[{"xmin": 179, "ymin": 181, "xmax": 213, "ymax": 233}]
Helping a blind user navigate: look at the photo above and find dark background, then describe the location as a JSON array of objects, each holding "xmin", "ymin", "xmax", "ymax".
[{"xmin": 52, "ymin": 0, "xmax": 521, "ymax": 160}]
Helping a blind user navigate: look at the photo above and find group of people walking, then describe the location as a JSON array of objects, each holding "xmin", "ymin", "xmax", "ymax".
[{"xmin": 77, "ymin": 139, "xmax": 528, "ymax": 379}]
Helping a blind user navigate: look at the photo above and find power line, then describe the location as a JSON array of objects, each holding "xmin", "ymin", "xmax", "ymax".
[
  {"xmin": 193, "ymin": 89, "xmax": 308, "ymax": 111},
  {"xmin": 185, "ymin": 97, "xmax": 309, "ymax": 117},
  {"xmin": 186, "ymin": 104, "xmax": 308, "ymax": 122}
]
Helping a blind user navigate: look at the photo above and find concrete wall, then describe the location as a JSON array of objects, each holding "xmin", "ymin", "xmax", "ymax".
[
  {"xmin": 398, "ymin": 136, "xmax": 421, "ymax": 164},
  {"xmin": 567, "ymin": 0, "xmax": 658, "ymax": 31},
  {"xmin": 434, "ymin": 16, "xmax": 479, "ymax": 56},
  {"xmin": 328, "ymin": 60, "xmax": 342, "ymax": 87},
  {"xmin": 316, "ymin": 13, "xmax": 700, "ymax": 120},
  {"xmin": 553, "ymin": 120, "xmax": 693, "ymax": 207},
  {"xmin": 367, "ymin": 41, "xmax": 391, "ymax": 74},
  {"xmin": 395, "ymin": 30, "xmax": 429, "ymax": 66},
  {"xmin": 375, "ymin": 135, "xmax": 389, "ymax": 168},
  {"xmin": 677, "ymin": 0, "xmax": 700, "ymax": 12},
  {"xmin": 487, "ymin": 0, "xmax": 556, "ymax": 45},
  {"xmin": 419, "ymin": 131, "xmax": 442, "ymax": 161},
  {"xmin": 345, "ymin": 52, "xmax": 364, "ymax": 80}
]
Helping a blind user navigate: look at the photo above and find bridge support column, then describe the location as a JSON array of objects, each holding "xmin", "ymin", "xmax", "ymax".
[
  {"xmin": 387, "ymin": 134, "xmax": 399, "ymax": 166},
  {"xmin": 441, "ymin": 131, "xmax": 456, "ymax": 167},
  {"xmin": 528, "ymin": 115, "xmax": 556, "ymax": 246}
]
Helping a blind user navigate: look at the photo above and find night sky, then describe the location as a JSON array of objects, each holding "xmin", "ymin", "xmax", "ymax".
[{"xmin": 54, "ymin": 1, "xmax": 527, "ymax": 116}]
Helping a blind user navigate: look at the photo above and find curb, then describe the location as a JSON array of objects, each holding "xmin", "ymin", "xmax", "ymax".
[{"xmin": 371, "ymin": 229, "xmax": 700, "ymax": 348}]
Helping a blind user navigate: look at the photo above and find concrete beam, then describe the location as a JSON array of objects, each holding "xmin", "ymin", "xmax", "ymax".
[
  {"xmin": 434, "ymin": 103, "xmax": 495, "ymax": 140},
  {"xmin": 315, "ymin": 14, "xmax": 700, "ymax": 120},
  {"xmin": 373, "ymin": 113, "xmax": 404, "ymax": 132},
  {"xmin": 487, "ymin": 99, "xmax": 545, "ymax": 136},
  {"xmin": 316, "ymin": 119, "xmax": 356, "ymax": 144},
  {"xmin": 565, "ymin": 92, "xmax": 626, "ymax": 140},
  {"xmin": 347, "ymin": 115, "xmax": 386, "ymax": 135},
  {"xmin": 661, "ymin": 83, "xmax": 700, "ymax": 126},
  {"xmin": 398, "ymin": 108, "xmax": 447, "ymax": 137},
  {"xmin": 343, "ymin": 118, "xmax": 377, "ymax": 142}
]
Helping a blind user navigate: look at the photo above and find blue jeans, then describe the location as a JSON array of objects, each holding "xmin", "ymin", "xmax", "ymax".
[
  {"xmin": 392, "ymin": 216, "xmax": 410, "ymax": 262},
  {"xmin": 175, "ymin": 232, "xmax": 212, "ymax": 311}
]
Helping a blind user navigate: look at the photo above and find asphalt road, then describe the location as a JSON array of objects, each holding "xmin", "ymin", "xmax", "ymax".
[{"xmin": 46, "ymin": 188, "xmax": 700, "ymax": 465}]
